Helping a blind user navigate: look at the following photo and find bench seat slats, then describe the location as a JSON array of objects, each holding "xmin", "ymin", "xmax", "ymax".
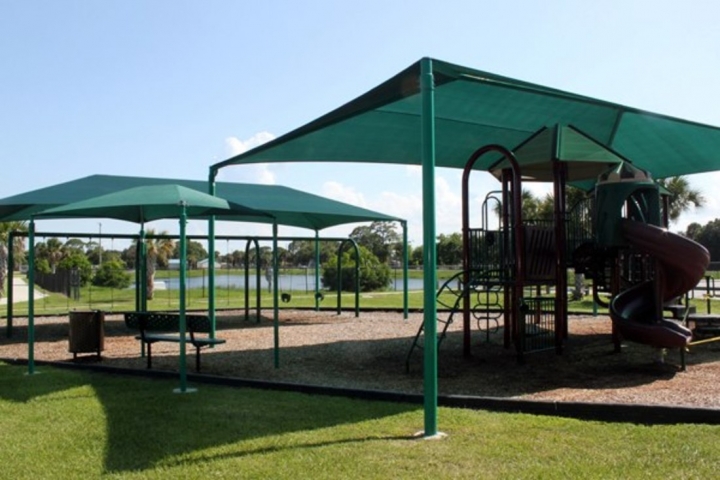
[
  {"xmin": 124, "ymin": 312, "xmax": 225, "ymax": 371},
  {"xmin": 134, "ymin": 334, "xmax": 226, "ymax": 346}
]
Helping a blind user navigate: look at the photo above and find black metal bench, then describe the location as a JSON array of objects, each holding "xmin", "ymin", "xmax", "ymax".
[{"xmin": 124, "ymin": 312, "xmax": 226, "ymax": 372}]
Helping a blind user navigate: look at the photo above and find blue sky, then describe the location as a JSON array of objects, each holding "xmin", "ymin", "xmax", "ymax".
[{"xmin": 3, "ymin": 0, "xmax": 720, "ymax": 250}]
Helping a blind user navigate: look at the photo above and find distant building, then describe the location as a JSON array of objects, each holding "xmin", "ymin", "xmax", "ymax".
[{"xmin": 198, "ymin": 258, "xmax": 221, "ymax": 269}]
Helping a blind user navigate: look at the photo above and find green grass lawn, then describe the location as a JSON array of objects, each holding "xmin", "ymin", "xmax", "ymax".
[
  {"xmin": 6, "ymin": 267, "xmax": 720, "ymax": 319},
  {"xmin": 0, "ymin": 362, "xmax": 718, "ymax": 479},
  {"xmin": 9, "ymin": 284, "xmax": 720, "ymax": 319}
]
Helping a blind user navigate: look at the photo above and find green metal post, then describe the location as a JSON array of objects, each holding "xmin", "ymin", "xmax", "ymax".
[
  {"xmin": 352, "ymin": 240, "xmax": 360, "ymax": 318},
  {"xmin": 402, "ymin": 220, "xmax": 409, "ymax": 320},
  {"xmin": 255, "ymin": 239, "xmax": 261, "ymax": 322},
  {"xmin": 421, "ymin": 57, "xmax": 439, "ymax": 437},
  {"xmin": 134, "ymin": 232, "xmax": 141, "ymax": 312},
  {"xmin": 208, "ymin": 169, "xmax": 217, "ymax": 338},
  {"xmin": 6, "ymin": 232, "xmax": 14, "ymax": 337},
  {"xmin": 176, "ymin": 204, "xmax": 191, "ymax": 393},
  {"xmin": 243, "ymin": 242, "xmax": 250, "ymax": 320},
  {"xmin": 273, "ymin": 222, "xmax": 280, "ymax": 368},
  {"xmin": 336, "ymin": 243, "xmax": 343, "ymax": 314},
  {"xmin": 314, "ymin": 230, "xmax": 321, "ymax": 311},
  {"xmin": 27, "ymin": 219, "xmax": 36, "ymax": 375},
  {"xmin": 140, "ymin": 227, "xmax": 148, "ymax": 312}
]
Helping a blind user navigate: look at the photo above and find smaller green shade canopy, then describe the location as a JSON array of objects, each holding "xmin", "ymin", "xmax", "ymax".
[
  {"xmin": 0, "ymin": 175, "xmax": 398, "ymax": 229},
  {"xmin": 38, "ymin": 184, "xmax": 270, "ymax": 223},
  {"xmin": 488, "ymin": 124, "xmax": 631, "ymax": 184}
]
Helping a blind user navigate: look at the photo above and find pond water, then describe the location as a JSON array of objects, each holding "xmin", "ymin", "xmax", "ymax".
[{"xmin": 153, "ymin": 273, "xmax": 426, "ymax": 291}]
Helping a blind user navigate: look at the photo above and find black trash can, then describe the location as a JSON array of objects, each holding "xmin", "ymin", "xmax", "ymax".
[{"xmin": 68, "ymin": 310, "xmax": 105, "ymax": 360}]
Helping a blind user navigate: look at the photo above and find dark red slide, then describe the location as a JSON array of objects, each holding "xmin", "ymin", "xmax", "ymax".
[{"xmin": 609, "ymin": 219, "xmax": 710, "ymax": 348}]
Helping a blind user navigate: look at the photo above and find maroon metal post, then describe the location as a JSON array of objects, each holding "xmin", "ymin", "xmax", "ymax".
[
  {"xmin": 502, "ymin": 170, "xmax": 512, "ymax": 348},
  {"xmin": 461, "ymin": 145, "xmax": 524, "ymax": 357}
]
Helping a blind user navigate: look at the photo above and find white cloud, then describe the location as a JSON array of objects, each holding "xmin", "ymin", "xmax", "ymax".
[
  {"xmin": 346, "ymin": 172, "xmax": 468, "ymax": 246},
  {"xmin": 225, "ymin": 131, "xmax": 276, "ymax": 156},
  {"xmin": 217, "ymin": 131, "xmax": 277, "ymax": 184},
  {"xmin": 405, "ymin": 165, "xmax": 421, "ymax": 177},
  {"xmin": 524, "ymin": 182, "xmax": 553, "ymax": 199},
  {"xmin": 321, "ymin": 181, "xmax": 368, "ymax": 208},
  {"xmin": 668, "ymin": 172, "xmax": 720, "ymax": 233}
]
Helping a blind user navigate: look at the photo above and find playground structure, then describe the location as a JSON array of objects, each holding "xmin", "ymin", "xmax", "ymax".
[
  {"xmin": 5, "ymin": 57, "xmax": 720, "ymax": 437},
  {"xmin": 407, "ymin": 124, "xmax": 711, "ymax": 369}
]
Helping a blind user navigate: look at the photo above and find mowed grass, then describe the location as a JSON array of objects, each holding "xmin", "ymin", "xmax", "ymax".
[
  {"xmin": 7, "ymin": 265, "xmax": 720, "ymax": 318},
  {"xmin": 0, "ymin": 362, "xmax": 719, "ymax": 479},
  {"xmin": 13, "ymin": 283, "xmax": 720, "ymax": 319}
]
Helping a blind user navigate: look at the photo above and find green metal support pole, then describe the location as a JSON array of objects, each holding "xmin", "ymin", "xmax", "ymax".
[
  {"xmin": 352, "ymin": 240, "xmax": 360, "ymax": 318},
  {"xmin": 208, "ymin": 169, "xmax": 217, "ymax": 338},
  {"xmin": 336, "ymin": 243, "xmax": 343, "ymax": 315},
  {"xmin": 421, "ymin": 57, "xmax": 439, "ymax": 437},
  {"xmin": 255, "ymin": 239, "xmax": 261, "ymax": 322},
  {"xmin": 243, "ymin": 244, "xmax": 250, "ymax": 320},
  {"xmin": 273, "ymin": 222, "xmax": 280, "ymax": 368},
  {"xmin": 402, "ymin": 220, "xmax": 409, "ymax": 320},
  {"xmin": 6, "ymin": 232, "xmax": 14, "ymax": 337},
  {"xmin": 134, "ymin": 233, "xmax": 141, "ymax": 312},
  {"xmin": 140, "ymin": 227, "xmax": 148, "ymax": 312},
  {"xmin": 243, "ymin": 238, "xmax": 261, "ymax": 322},
  {"xmin": 314, "ymin": 230, "xmax": 321, "ymax": 311},
  {"xmin": 27, "ymin": 219, "xmax": 36, "ymax": 375},
  {"xmin": 175, "ymin": 204, "xmax": 193, "ymax": 393}
]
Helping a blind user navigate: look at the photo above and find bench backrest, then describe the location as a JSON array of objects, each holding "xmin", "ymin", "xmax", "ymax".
[{"xmin": 124, "ymin": 312, "xmax": 212, "ymax": 334}]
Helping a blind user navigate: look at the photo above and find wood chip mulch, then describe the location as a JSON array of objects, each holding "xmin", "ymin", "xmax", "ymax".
[{"xmin": 2, "ymin": 309, "xmax": 720, "ymax": 408}]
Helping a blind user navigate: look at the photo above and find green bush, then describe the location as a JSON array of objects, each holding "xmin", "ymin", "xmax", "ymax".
[
  {"xmin": 92, "ymin": 259, "xmax": 132, "ymax": 289},
  {"xmin": 58, "ymin": 253, "xmax": 93, "ymax": 286},
  {"xmin": 322, "ymin": 245, "xmax": 390, "ymax": 292},
  {"xmin": 34, "ymin": 258, "xmax": 51, "ymax": 274}
]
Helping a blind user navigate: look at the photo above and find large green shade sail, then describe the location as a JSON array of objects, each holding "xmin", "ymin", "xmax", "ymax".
[
  {"xmin": 0, "ymin": 175, "xmax": 400, "ymax": 228},
  {"xmin": 212, "ymin": 58, "xmax": 720, "ymax": 180}
]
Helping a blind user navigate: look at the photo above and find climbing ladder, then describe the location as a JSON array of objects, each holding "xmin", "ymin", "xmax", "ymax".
[
  {"xmin": 405, "ymin": 270, "xmax": 496, "ymax": 372},
  {"xmin": 471, "ymin": 275, "xmax": 503, "ymax": 342}
]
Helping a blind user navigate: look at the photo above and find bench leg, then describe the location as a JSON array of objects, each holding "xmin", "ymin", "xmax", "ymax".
[
  {"xmin": 196, "ymin": 347, "xmax": 201, "ymax": 372},
  {"xmin": 147, "ymin": 343, "xmax": 152, "ymax": 369}
]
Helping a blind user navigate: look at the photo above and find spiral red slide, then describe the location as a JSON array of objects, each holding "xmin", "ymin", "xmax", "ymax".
[{"xmin": 609, "ymin": 219, "xmax": 710, "ymax": 348}]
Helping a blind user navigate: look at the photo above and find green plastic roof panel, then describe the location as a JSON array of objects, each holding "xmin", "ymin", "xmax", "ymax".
[
  {"xmin": 212, "ymin": 58, "xmax": 720, "ymax": 180},
  {"xmin": 0, "ymin": 175, "xmax": 400, "ymax": 230}
]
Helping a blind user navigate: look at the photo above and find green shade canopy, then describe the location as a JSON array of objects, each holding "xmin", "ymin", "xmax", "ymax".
[
  {"xmin": 27, "ymin": 183, "xmax": 260, "ymax": 393},
  {"xmin": 38, "ymin": 184, "xmax": 270, "ymax": 223},
  {"xmin": 212, "ymin": 58, "xmax": 720, "ymax": 180},
  {"xmin": 0, "ymin": 175, "xmax": 401, "ymax": 228}
]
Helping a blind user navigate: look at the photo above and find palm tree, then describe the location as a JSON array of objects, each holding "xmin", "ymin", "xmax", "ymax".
[
  {"xmin": 0, "ymin": 221, "xmax": 28, "ymax": 299},
  {"xmin": 493, "ymin": 188, "xmax": 551, "ymax": 221},
  {"xmin": 139, "ymin": 230, "xmax": 175, "ymax": 300},
  {"xmin": 657, "ymin": 176, "xmax": 705, "ymax": 223},
  {"xmin": 43, "ymin": 237, "xmax": 65, "ymax": 273},
  {"xmin": 566, "ymin": 187, "xmax": 592, "ymax": 300}
]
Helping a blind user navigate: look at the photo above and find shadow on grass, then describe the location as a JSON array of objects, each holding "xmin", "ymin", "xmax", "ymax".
[
  {"xmin": 0, "ymin": 361, "xmax": 418, "ymax": 473},
  {"xmin": 108, "ymin": 325, "xmax": 703, "ymax": 400}
]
